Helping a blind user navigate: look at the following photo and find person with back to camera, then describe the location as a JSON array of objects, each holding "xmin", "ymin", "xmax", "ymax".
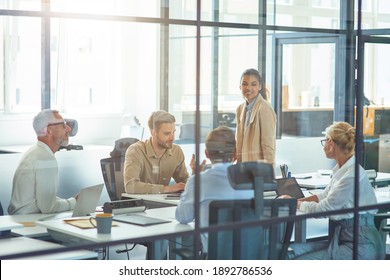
[
  {"xmin": 8, "ymin": 109, "xmax": 77, "ymax": 215},
  {"xmin": 236, "ymin": 68, "xmax": 276, "ymax": 166},
  {"xmin": 123, "ymin": 110, "xmax": 204, "ymax": 194},
  {"xmin": 175, "ymin": 126, "xmax": 254, "ymax": 256},
  {"xmin": 283, "ymin": 121, "xmax": 384, "ymax": 260}
]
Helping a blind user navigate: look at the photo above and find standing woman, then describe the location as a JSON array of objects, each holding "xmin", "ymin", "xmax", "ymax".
[
  {"xmin": 236, "ymin": 68, "xmax": 276, "ymax": 166},
  {"xmin": 287, "ymin": 121, "xmax": 384, "ymax": 260}
]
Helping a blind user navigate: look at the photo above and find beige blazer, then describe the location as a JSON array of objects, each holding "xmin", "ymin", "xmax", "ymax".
[{"xmin": 236, "ymin": 94, "xmax": 276, "ymax": 166}]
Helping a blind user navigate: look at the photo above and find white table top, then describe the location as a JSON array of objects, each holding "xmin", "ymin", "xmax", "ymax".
[
  {"xmin": 36, "ymin": 206, "xmax": 193, "ymax": 244},
  {"xmin": 0, "ymin": 213, "xmax": 56, "ymax": 238},
  {"xmin": 0, "ymin": 236, "xmax": 97, "ymax": 260},
  {"xmin": 0, "ymin": 219, "xmax": 23, "ymax": 232}
]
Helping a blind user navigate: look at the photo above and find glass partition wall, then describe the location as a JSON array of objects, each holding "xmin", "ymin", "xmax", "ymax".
[{"xmin": 1, "ymin": 0, "xmax": 390, "ymax": 260}]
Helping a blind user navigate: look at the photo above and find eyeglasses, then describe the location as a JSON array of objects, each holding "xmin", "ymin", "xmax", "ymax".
[
  {"xmin": 320, "ymin": 139, "xmax": 329, "ymax": 147},
  {"xmin": 47, "ymin": 121, "xmax": 67, "ymax": 129}
]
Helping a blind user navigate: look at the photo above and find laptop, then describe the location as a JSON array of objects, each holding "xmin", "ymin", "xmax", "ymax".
[
  {"xmin": 275, "ymin": 177, "xmax": 305, "ymax": 199},
  {"xmin": 39, "ymin": 184, "xmax": 104, "ymax": 221},
  {"xmin": 113, "ymin": 213, "xmax": 171, "ymax": 226}
]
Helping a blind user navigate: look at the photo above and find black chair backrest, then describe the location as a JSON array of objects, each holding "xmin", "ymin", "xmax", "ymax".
[
  {"xmin": 218, "ymin": 112, "xmax": 236, "ymax": 127},
  {"xmin": 227, "ymin": 161, "xmax": 277, "ymax": 217},
  {"xmin": 110, "ymin": 137, "xmax": 139, "ymax": 158},
  {"xmin": 101, "ymin": 137, "xmax": 139, "ymax": 201},
  {"xmin": 100, "ymin": 157, "xmax": 125, "ymax": 201},
  {"xmin": 227, "ymin": 162, "xmax": 276, "ymax": 191},
  {"xmin": 208, "ymin": 198, "xmax": 296, "ymax": 260}
]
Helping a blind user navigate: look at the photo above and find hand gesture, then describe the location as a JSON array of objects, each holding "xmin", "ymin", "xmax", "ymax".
[{"xmin": 190, "ymin": 154, "xmax": 207, "ymax": 174}]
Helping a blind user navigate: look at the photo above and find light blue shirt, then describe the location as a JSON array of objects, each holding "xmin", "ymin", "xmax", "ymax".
[
  {"xmin": 245, "ymin": 94, "xmax": 258, "ymax": 128},
  {"xmin": 175, "ymin": 163, "xmax": 254, "ymax": 251}
]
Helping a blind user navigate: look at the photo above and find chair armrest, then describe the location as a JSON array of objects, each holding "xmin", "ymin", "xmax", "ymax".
[
  {"xmin": 171, "ymin": 248, "xmax": 195, "ymax": 260},
  {"xmin": 374, "ymin": 213, "xmax": 390, "ymax": 232},
  {"xmin": 171, "ymin": 248, "xmax": 207, "ymax": 260}
]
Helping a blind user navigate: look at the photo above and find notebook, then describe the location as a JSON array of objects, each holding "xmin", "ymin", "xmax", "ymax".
[
  {"xmin": 113, "ymin": 213, "xmax": 171, "ymax": 226},
  {"xmin": 275, "ymin": 177, "xmax": 305, "ymax": 199},
  {"xmin": 39, "ymin": 184, "xmax": 104, "ymax": 221}
]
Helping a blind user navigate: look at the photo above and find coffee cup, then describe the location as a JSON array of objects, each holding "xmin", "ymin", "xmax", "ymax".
[{"xmin": 89, "ymin": 213, "xmax": 113, "ymax": 234}]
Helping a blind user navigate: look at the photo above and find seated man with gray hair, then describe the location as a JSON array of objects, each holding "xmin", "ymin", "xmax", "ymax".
[{"xmin": 8, "ymin": 109, "xmax": 77, "ymax": 215}]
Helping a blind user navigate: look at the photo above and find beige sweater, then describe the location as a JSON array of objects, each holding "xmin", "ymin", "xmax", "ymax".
[{"xmin": 236, "ymin": 94, "xmax": 277, "ymax": 166}]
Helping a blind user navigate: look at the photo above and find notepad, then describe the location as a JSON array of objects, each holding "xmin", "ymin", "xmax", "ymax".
[{"xmin": 113, "ymin": 214, "xmax": 171, "ymax": 226}]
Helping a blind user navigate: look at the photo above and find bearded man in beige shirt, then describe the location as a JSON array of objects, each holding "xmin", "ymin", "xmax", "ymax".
[{"xmin": 124, "ymin": 110, "xmax": 192, "ymax": 194}]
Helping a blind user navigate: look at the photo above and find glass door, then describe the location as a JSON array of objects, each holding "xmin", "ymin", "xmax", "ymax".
[{"xmin": 271, "ymin": 33, "xmax": 340, "ymax": 138}]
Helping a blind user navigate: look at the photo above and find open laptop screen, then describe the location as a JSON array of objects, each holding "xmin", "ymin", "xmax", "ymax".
[{"xmin": 275, "ymin": 178, "xmax": 305, "ymax": 199}]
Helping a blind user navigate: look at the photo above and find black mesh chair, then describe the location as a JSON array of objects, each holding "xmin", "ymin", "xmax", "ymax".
[
  {"xmin": 207, "ymin": 162, "xmax": 295, "ymax": 260},
  {"xmin": 100, "ymin": 157, "xmax": 126, "ymax": 201},
  {"xmin": 208, "ymin": 198, "xmax": 296, "ymax": 260},
  {"xmin": 227, "ymin": 161, "xmax": 277, "ymax": 217},
  {"xmin": 174, "ymin": 161, "xmax": 295, "ymax": 259},
  {"xmin": 100, "ymin": 137, "xmax": 139, "ymax": 201},
  {"xmin": 374, "ymin": 207, "xmax": 390, "ymax": 259}
]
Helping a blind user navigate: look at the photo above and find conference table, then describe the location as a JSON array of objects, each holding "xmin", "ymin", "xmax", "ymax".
[
  {"xmin": 0, "ymin": 237, "xmax": 98, "ymax": 260},
  {"xmin": 0, "ymin": 214, "xmax": 98, "ymax": 260},
  {"xmin": 295, "ymin": 172, "xmax": 390, "ymax": 189},
  {"xmin": 7, "ymin": 186, "xmax": 387, "ymax": 260}
]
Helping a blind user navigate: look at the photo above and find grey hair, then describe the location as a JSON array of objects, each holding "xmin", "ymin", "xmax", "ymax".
[{"xmin": 33, "ymin": 109, "xmax": 60, "ymax": 136}]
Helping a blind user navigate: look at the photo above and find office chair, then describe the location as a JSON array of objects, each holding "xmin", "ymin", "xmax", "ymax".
[
  {"xmin": 218, "ymin": 112, "xmax": 236, "ymax": 127},
  {"xmin": 100, "ymin": 137, "xmax": 139, "ymax": 201},
  {"xmin": 365, "ymin": 169, "xmax": 377, "ymax": 188},
  {"xmin": 174, "ymin": 161, "xmax": 295, "ymax": 259},
  {"xmin": 100, "ymin": 137, "xmax": 148, "ymax": 259},
  {"xmin": 227, "ymin": 161, "xmax": 277, "ymax": 217},
  {"xmin": 207, "ymin": 198, "xmax": 296, "ymax": 260},
  {"xmin": 110, "ymin": 137, "xmax": 139, "ymax": 158},
  {"xmin": 374, "ymin": 207, "xmax": 390, "ymax": 259}
]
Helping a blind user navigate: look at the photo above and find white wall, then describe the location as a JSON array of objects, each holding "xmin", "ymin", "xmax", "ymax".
[
  {"xmin": 275, "ymin": 137, "xmax": 335, "ymax": 176},
  {"xmin": 0, "ymin": 113, "xmax": 124, "ymax": 147}
]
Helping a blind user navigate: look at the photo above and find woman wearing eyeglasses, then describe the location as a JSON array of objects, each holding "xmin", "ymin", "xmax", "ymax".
[{"xmin": 286, "ymin": 121, "xmax": 384, "ymax": 260}]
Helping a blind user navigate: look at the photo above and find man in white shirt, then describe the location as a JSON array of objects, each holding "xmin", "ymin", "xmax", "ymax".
[{"xmin": 8, "ymin": 109, "xmax": 77, "ymax": 215}]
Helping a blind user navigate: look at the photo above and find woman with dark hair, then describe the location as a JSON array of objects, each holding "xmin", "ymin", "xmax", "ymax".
[{"xmin": 235, "ymin": 68, "xmax": 276, "ymax": 166}]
